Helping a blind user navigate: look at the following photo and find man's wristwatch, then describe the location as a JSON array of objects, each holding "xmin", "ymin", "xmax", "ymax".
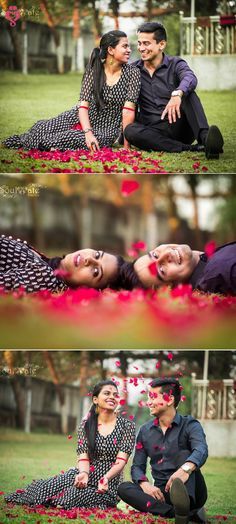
[
  {"xmin": 171, "ymin": 90, "xmax": 183, "ymax": 98},
  {"xmin": 181, "ymin": 463, "xmax": 194, "ymax": 475}
]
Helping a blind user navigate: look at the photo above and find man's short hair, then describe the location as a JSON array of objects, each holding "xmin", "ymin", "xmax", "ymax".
[
  {"xmin": 150, "ymin": 377, "xmax": 181, "ymax": 408},
  {"xmin": 137, "ymin": 22, "xmax": 167, "ymax": 43}
]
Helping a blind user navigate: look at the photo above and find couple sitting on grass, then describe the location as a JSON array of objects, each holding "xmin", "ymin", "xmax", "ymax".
[
  {"xmin": 5, "ymin": 377, "xmax": 208, "ymax": 524},
  {"xmin": 4, "ymin": 22, "xmax": 224, "ymax": 160},
  {"xmin": 0, "ymin": 235, "xmax": 235, "ymax": 296}
]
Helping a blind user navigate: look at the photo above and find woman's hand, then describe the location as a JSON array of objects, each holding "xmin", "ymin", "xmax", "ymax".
[
  {"xmin": 97, "ymin": 476, "xmax": 109, "ymax": 492},
  {"xmin": 123, "ymin": 138, "xmax": 131, "ymax": 150},
  {"xmin": 85, "ymin": 131, "xmax": 100, "ymax": 152},
  {"xmin": 74, "ymin": 472, "xmax": 89, "ymax": 489}
]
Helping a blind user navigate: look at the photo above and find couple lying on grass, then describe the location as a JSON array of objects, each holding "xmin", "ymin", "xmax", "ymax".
[
  {"xmin": 3, "ymin": 22, "xmax": 224, "ymax": 160},
  {"xmin": 5, "ymin": 378, "xmax": 208, "ymax": 524},
  {"xmin": 0, "ymin": 234, "xmax": 235, "ymax": 295}
]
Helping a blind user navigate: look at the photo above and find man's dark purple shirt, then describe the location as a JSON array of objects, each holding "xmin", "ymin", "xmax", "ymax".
[
  {"xmin": 189, "ymin": 242, "xmax": 236, "ymax": 295},
  {"xmin": 131, "ymin": 412, "xmax": 208, "ymax": 487},
  {"xmin": 132, "ymin": 54, "xmax": 198, "ymax": 124}
]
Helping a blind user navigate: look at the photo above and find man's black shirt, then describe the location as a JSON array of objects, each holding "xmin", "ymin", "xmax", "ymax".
[
  {"xmin": 132, "ymin": 54, "xmax": 198, "ymax": 124},
  {"xmin": 131, "ymin": 412, "xmax": 208, "ymax": 488}
]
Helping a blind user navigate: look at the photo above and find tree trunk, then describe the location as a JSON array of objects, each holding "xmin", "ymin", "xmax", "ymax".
[
  {"xmin": 146, "ymin": 0, "xmax": 152, "ymax": 20},
  {"xmin": 91, "ymin": 0, "xmax": 102, "ymax": 46},
  {"xmin": 71, "ymin": 0, "xmax": 84, "ymax": 72},
  {"xmin": 7, "ymin": 24, "xmax": 22, "ymax": 70},
  {"xmin": 39, "ymin": 0, "xmax": 64, "ymax": 73},
  {"xmin": 43, "ymin": 352, "xmax": 65, "ymax": 406},
  {"xmin": 187, "ymin": 175, "xmax": 203, "ymax": 249},
  {"xmin": 3, "ymin": 351, "xmax": 25, "ymax": 428}
]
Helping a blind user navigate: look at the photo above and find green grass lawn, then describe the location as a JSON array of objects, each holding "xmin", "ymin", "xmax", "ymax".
[
  {"xmin": 0, "ymin": 429, "xmax": 235, "ymax": 523},
  {"xmin": 0, "ymin": 72, "xmax": 235, "ymax": 174}
]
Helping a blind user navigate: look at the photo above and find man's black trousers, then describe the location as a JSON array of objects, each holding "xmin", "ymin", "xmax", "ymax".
[
  {"xmin": 117, "ymin": 470, "xmax": 207, "ymax": 518},
  {"xmin": 124, "ymin": 92, "xmax": 209, "ymax": 153}
]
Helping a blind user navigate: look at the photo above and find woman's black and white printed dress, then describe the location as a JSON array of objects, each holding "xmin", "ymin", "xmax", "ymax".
[
  {"xmin": 0, "ymin": 235, "xmax": 67, "ymax": 293},
  {"xmin": 3, "ymin": 64, "xmax": 141, "ymax": 151},
  {"xmin": 5, "ymin": 416, "xmax": 135, "ymax": 510}
]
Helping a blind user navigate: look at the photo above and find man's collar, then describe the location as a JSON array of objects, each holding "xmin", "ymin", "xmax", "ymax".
[
  {"xmin": 189, "ymin": 253, "xmax": 208, "ymax": 288},
  {"xmin": 133, "ymin": 53, "xmax": 169, "ymax": 71},
  {"xmin": 150, "ymin": 411, "xmax": 181, "ymax": 428}
]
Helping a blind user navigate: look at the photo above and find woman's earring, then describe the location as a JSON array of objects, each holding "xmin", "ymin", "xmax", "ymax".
[
  {"xmin": 109, "ymin": 58, "xmax": 113, "ymax": 65},
  {"xmin": 95, "ymin": 404, "xmax": 99, "ymax": 415}
]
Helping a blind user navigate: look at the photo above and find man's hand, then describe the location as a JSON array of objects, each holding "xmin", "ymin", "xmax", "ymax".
[
  {"xmin": 161, "ymin": 96, "xmax": 182, "ymax": 124},
  {"xmin": 74, "ymin": 472, "xmax": 88, "ymax": 489},
  {"xmin": 165, "ymin": 468, "xmax": 189, "ymax": 492},
  {"xmin": 139, "ymin": 481, "xmax": 165, "ymax": 503}
]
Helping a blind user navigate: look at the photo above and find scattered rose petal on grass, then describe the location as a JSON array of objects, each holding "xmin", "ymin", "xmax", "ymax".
[{"xmin": 67, "ymin": 435, "xmax": 73, "ymax": 440}]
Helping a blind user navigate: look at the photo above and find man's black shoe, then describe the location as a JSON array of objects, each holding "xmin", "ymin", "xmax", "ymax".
[
  {"xmin": 190, "ymin": 506, "xmax": 207, "ymax": 523},
  {"xmin": 205, "ymin": 125, "xmax": 224, "ymax": 159},
  {"xmin": 190, "ymin": 144, "xmax": 205, "ymax": 153},
  {"xmin": 170, "ymin": 478, "xmax": 190, "ymax": 524}
]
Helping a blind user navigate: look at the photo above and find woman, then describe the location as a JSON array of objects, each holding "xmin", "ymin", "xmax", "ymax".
[
  {"xmin": 5, "ymin": 380, "xmax": 136, "ymax": 510},
  {"xmin": 3, "ymin": 31, "xmax": 141, "ymax": 152},
  {"xmin": 0, "ymin": 234, "xmax": 124, "ymax": 292}
]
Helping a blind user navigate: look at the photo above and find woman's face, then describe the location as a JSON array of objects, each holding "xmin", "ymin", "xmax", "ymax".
[
  {"xmin": 134, "ymin": 243, "xmax": 199, "ymax": 288},
  {"xmin": 109, "ymin": 37, "xmax": 131, "ymax": 64},
  {"xmin": 93, "ymin": 385, "xmax": 119, "ymax": 412},
  {"xmin": 61, "ymin": 249, "xmax": 119, "ymax": 289}
]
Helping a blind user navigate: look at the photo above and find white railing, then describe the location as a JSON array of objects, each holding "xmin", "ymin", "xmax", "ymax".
[
  {"xmin": 191, "ymin": 374, "xmax": 236, "ymax": 420},
  {"xmin": 180, "ymin": 12, "xmax": 236, "ymax": 55}
]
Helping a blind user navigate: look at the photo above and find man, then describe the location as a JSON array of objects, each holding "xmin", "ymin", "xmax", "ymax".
[
  {"xmin": 125, "ymin": 22, "xmax": 223, "ymax": 159},
  {"xmin": 118, "ymin": 377, "xmax": 208, "ymax": 524},
  {"xmin": 132, "ymin": 241, "xmax": 236, "ymax": 294}
]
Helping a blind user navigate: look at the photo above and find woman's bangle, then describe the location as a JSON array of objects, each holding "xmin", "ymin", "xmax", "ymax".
[
  {"xmin": 79, "ymin": 471, "xmax": 89, "ymax": 476},
  {"xmin": 78, "ymin": 459, "xmax": 89, "ymax": 462},
  {"xmin": 122, "ymin": 106, "xmax": 135, "ymax": 112},
  {"xmin": 79, "ymin": 106, "xmax": 89, "ymax": 110},
  {"xmin": 116, "ymin": 456, "xmax": 128, "ymax": 463},
  {"xmin": 83, "ymin": 128, "xmax": 93, "ymax": 134}
]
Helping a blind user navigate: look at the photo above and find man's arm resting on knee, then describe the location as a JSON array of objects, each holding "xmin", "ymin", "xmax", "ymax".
[
  {"xmin": 161, "ymin": 58, "xmax": 198, "ymax": 124},
  {"xmin": 165, "ymin": 461, "xmax": 196, "ymax": 492}
]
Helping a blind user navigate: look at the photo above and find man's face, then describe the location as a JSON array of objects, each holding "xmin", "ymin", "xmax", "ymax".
[
  {"xmin": 137, "ymin": 32, "xmax": 166, "ymax": 62},
  {"xmin": 147, "ymin": 386, "xmax": 172, "ymax": 416},
  {"xmin": 134, "ymin": 243, "xmax": 198, "ymax": 288}
]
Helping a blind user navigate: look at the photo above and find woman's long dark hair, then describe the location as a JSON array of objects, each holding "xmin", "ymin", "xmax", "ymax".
[
  {"xmin": 86, "ymin": 30, "xmax": 127, "ymax": 110},
  {"xmin": 84, "ymin": 380, "xmax": 118, "ymax": 460}
]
